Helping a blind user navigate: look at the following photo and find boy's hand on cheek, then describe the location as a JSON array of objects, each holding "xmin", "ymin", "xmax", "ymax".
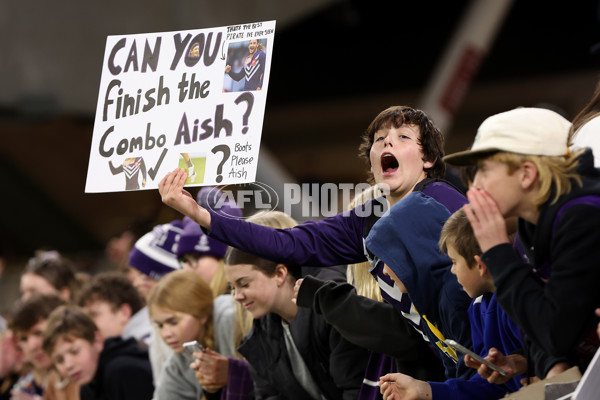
[{"xmin": 464, "ymin": 189, "xmax": 510, "ymax": 253}]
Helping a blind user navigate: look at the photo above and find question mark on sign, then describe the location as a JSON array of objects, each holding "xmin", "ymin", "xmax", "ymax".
[
  {"xmin": 234, "ymin": 92, "xmax": 254, "ymax": 134},
  {"xmin": 211, "ymin": 144, "xmax": 230, "ymax": 183}
]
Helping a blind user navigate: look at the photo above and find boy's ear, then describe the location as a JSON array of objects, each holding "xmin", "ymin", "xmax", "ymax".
[
  {"xmin": 59, "ymin": 287, "xmax": 71, "ymax": 301},
  {"xmin": 198, "ymin": 315, "xmax": 208, "ymax": 327},
  {"xmin": 423, "ymin": 158, "xmax": 435, "ymax": 170},
  {"xmin": 118, "ymin": 303, "xmax": 133, "ymax": 320},
  {"xmin": 520, "ymin": 161, "xmax": 538, "ymax": 190},
  {"xmin": 94, "ymin": 331, "xmax": 105, "ymax": 353},
  {"xmin": 474, "ymin": 255, "xmax": 487, "ymax": 277}
]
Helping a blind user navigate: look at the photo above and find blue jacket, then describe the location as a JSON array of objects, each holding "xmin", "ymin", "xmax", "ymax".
[
  {"xmin": 428, "ymin": 293, "xmax": 524, "ymax": 400},
  {"xmin": 366, "ymin": 191, "xmax": 473, "ymax": 380}
]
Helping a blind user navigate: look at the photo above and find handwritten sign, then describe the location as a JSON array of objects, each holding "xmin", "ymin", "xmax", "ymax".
[{"xmin": 85, "ymin": 20, "xmax": 275, "ymax": 193}]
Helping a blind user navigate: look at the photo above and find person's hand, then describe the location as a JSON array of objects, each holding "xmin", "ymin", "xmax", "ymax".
[
  {"xmin": 142, "ymin": 178, "xmax": 147, "ymax": 188},
  {"xmin": 379, "ymin": 373, "xmax": 432, "ymax": 400},
  {"xmin": 465, "ymin": 348, "xmax": 526, "ymax": 384},
  {"xmin": 225, "ymin": 65, "xmax": 231, "ymax": 73},
  {"xmin": 190, "ymin": 348, "xmax": 229, "ymax": 393},
  {"xmin": 463, "ymin": 188, "xmax": 510, "ymax": 253},
  {"xmin": 545, "ymin": 362, "xmax": 570, "ymax": 379},
  {"xmin": 159, "ymin": 169, "xmax": 211, "ymax": 229},
  {"xmin": 9, "ymin": 389, "xmax": 42, "ymax": 400},
  {"xmin": 292, "ymin": 278, "xmax": 304, "ymax": 304}
]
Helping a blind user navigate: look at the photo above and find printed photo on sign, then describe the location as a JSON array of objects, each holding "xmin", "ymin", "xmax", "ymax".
[
  {"xmin": 109, "ymin": 156, "xmax": 147, "ymax": 191},
  {"xmin": 223, "ymin": 39, "xmax": 269, "ymax": 93},
  {"xmin": 179, "ymin": 152, "xmax": 206, "ymax": 184}
]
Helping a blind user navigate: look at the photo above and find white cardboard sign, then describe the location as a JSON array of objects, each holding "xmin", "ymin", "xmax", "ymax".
[{"xmin": 85, "ymin": 20, "xmax": 275, "ymax": 193}]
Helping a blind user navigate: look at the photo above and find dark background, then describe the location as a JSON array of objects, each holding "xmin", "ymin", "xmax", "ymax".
[{"xmin": 1, "ymin": 0, "xmax": 599, "ymax": 264}]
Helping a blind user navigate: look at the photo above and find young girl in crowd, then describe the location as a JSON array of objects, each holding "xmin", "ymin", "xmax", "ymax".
[
  {"xmin": 219, "ymin": 211, "xmax": 368, "ymax": 399},
  {"xmin": 147, "ymin": 269, "xmax": 236, "ymax": 400},
  {"xmin": 191, "ymin": 210, "xmax": 347, "ymax": 399},
  {"xmin": 190, "ymin": 211, "xmax": 294, "ymax": 399},
  {"xmin": 444, "ymin": 107, "xmax": 600, "ymax": 378}
]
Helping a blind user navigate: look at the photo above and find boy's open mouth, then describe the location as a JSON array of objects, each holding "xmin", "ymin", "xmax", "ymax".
[{"xmin": 381, "ymin": 153, "xmax": 399, "ymax": 173}]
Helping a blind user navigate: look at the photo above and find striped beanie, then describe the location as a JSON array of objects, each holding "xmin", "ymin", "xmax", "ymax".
[{"xmin": 128, "ymin": 220, "xmax": 184, "ymax": 280}]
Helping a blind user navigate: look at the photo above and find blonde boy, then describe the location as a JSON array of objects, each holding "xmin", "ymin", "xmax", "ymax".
[{"xmin": 443, "ymin": 107, "xmax": 600, "ymax": 378}]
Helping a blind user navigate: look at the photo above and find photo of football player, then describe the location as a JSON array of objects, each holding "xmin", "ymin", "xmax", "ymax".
[
  {"xmin": 224, "ymin": 39, "xmax": 267, "ymax": 92},
  {"xmin": 109, "ymin": 157, "xmax": 147, "ymax": 190}
]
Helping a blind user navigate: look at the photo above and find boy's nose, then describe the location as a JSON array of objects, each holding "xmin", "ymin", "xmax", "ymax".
[
  {"xmin": 27, "ymin": 336, "xmax": 40, "ymax": 350},
  {"xmin": 471, "ymin": 174, "xmax": 482, "ymax": 188},
  {"xmin": 63, "ymin": 357, "xmax": 75, "ymax": 372}
]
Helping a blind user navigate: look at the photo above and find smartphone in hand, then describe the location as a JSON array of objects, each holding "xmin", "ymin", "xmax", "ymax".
[
  {"xmin": 445, "ymin": 339, "xmax": 508, "ymax": 377},
  {"xmin": 183, "ymin": 340, "xmax": 205, "ymax": 356}
]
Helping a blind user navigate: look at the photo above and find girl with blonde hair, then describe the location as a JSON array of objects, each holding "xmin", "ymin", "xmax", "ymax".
[{"xmin": 148, "ymin": 269, "xmax": 236, "ymax": 400}]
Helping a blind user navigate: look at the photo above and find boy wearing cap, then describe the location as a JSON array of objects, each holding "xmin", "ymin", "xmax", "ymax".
[{"xmin": 444, "ymin": 107, "xmax": 600, "ymax": 378}]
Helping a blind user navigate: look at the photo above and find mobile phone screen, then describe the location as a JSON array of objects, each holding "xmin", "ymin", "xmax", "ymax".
[
  {"xmin": 183, "ymin": 340, "xmax": 204, "ymax": 355},
  {"xmin": 445, "ymin": 339, "xmax": 508, "ymax": 376}
]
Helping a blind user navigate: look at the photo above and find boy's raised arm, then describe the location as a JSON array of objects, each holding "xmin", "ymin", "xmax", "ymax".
[{"xmin": 159, "ymin": 168, "xmax": 212, "ymax": 229}]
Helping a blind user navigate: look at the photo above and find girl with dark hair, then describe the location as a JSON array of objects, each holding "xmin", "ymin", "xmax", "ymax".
[{"xmin": 224, "ymin": 246, "xmax": 368, "ymax": 400}]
